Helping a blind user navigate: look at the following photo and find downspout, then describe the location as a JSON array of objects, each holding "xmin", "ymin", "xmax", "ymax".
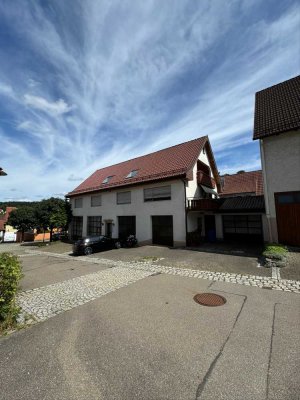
[
  {"xmin": 182, "ymin": 179, "xmax": 188, "ymax": 247},
  {"xmin": 260, "ymin": 139, "xmax": 273, "ymax": 242}
]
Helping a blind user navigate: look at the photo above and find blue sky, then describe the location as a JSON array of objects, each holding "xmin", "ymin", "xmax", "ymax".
[{"xmin": 0, "ymin": 0, "xmax": 299, "ymax": 201}]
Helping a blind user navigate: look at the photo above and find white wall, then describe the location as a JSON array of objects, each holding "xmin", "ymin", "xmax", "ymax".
[
  {"xmin": 260, "ymin": 130, "xmax": 300, "ymax": 242},
  {"xmin": 185, "ymin": 145, "xmax": 213, "ymax": 199},
  {"xmin": 71, "ymin": 179, "xmax": 186, "ymax": 245}
]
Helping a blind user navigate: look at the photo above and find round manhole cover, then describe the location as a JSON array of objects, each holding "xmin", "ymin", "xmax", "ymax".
[{"xmin": 193, "ymin": 293, "xmax": 226, "ymax": 307}]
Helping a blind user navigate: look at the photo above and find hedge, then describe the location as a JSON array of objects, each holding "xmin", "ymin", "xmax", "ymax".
[{"xmin": 0, "ymin": 253, "xmax": 22, "ymax": 332}]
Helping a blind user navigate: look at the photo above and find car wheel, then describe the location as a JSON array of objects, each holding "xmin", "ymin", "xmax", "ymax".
[
  {"xmin": 115, "ymin": 241, "xmax": 121, "ymax": 249},
  {"xmin": 84, "ymin": 246, "xmax": 93, "ymax": 255}
]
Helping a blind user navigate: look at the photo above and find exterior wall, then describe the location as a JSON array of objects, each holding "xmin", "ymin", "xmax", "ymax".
[
  {"xmin": 185, "ymin": 146, "xmax": 214, "ymax": 199},
  {"xmin": 260, "ymin": 130, "xmax": 300, "ymax": 242},
  {"xmin": 71, "ymin": 179, "xmax": 186, "ymax": 246}
]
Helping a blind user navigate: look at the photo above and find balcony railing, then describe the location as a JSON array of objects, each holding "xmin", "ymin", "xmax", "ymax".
[
  {"xmin": 187, "ymin": 198, "xmax": 220, "ymax": 211},
  {"xmin": 197, "ymin": 171, "xmax": 216, "ymax": 189}
]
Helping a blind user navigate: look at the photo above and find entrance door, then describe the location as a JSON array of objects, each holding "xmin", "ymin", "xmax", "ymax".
[
  {"xmin": 152, "ymin": 216, "xmax": 173, "ymax": 246},
  {"xmin": 105, "ymin": 222, "xmax": 112, "ymax": 238},
  {"xmin": 275, "ymin": 192, "xmax": 300, "ymax": 246},
  {"xmin": 204, "ymin": 215, "xmax": 216, "ymax": 241}
]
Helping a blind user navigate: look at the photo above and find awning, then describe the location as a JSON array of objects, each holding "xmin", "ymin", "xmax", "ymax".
[{"xmin": 201, "ymin": 185, "xmax": 218, "ymax": 197}]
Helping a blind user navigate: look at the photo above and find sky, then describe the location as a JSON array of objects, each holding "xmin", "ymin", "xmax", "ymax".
[{"xmin": 0, "ymin": 0, "xmax": 299, "ymax": 201}]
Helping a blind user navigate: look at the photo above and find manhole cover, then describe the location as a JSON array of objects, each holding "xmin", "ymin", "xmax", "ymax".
[{"xmin": 193, "ymin": 293, "xmax": 226, "ymax": 307}]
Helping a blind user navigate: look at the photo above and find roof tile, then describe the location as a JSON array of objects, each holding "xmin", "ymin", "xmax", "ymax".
[
  {"xmin": 253, "ymin": 75, "xmax": 300, "ymax": 140},
  {"xmin": 68, "ymin": 137, "xmax": 209, "ymax": 196},
  {"xmin": 220, "ymin": 170, "xmax": 264, "ymax": 196}
]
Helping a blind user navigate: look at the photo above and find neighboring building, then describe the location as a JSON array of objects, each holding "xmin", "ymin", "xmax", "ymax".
[
  {"xmin": 187, "ymin": 170, "xmax": 267, "ymax": 243},
  {"xmin": 0, "ymin": 207, "xmax": 17, "ymax": 241},
  {"xmin": 219, "ymin": 170, "xmax": 263, "ymax": 198},
  {"xmin": 253, "ymin": 75, "xmax": 300, "ymax": 246},
  {"xmin": 67, "ymin": 136, "xmax": 221, "ymax": 247}
]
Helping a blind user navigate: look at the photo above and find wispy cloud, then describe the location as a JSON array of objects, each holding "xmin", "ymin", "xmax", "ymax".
[
  {"xmin": 24, "ymin": 95, "xmax": 74, "ymax": 116},
  {"xmin": 0, "ymin": 0, "xmax": 299, "ymax": 200}
]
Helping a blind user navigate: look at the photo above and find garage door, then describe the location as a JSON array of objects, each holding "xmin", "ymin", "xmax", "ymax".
[
  {"xmin": 275, "ymin": 192, "xmax": 300, "ymax": 246},
  {"xmin": 118, "ymin": 216, "xmax": 136, "ymax": 240},
  {"xmin": 152, "ymin": 216, "xmax": 173, "ymax": 246},
  {"xmin": 223, "ymin": 215, "xmax": 263, "ymax": 242}
]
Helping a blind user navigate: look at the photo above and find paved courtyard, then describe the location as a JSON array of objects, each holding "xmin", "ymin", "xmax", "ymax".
[{"xmin": 0, "ymin": 246, "xmax": 299, "ymax": 399}]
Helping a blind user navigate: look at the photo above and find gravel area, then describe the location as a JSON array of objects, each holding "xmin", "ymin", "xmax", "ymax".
[{"xmin": 281, "ymin": 250, "xmax": 300, "ymax": 281}]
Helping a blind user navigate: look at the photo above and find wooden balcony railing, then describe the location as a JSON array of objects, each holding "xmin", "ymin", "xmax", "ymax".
[
  {"xmin": 197, "ymin": 171, "xmax": 216, "ymax": 189},
  {"xmin": 187, "ymin": 198, "xmax": 220, "ymax": 211}
]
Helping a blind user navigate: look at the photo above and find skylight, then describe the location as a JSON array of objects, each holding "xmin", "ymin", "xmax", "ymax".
[
  {"xmin": 102, "ymin": 175, "xmax": 114, "ymax": 184},
  {"xmin": 126, "ymin": 170, "xmax": 138, "ymax": 178}
]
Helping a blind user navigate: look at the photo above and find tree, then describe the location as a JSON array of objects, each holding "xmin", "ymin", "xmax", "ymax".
[
  {"xmin": 7, "ymin": 206, "xmax": 36, "ymax": 241},
  {"xmin": 35, "ymin": 198, "xmax": 72, "ymax": 242}
]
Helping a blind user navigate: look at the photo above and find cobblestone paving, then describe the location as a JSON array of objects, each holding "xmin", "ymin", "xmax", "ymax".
[
  {"xmin": 17, "ymin": 266, "xmax": 153, "ymax": 322},
  {"xmin": 25, "ymin": 250, "xmax": 300, "ymax": 293}
]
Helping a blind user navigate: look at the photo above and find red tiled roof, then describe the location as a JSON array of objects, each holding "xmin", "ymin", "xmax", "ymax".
[
  {"xmin": 220, "ymin": 170, "xmax": 264, "ymax": 197},
  {"xmin": 0, "ymin": 207, "xmax": 16, "ymax": 231},
  {"xmin": 253, "ymin": 75, "xmax": 300, "ymax": 140},
  {"xmin": 68, "ymin": 137, "xmax": 211, "ymax": 196}
]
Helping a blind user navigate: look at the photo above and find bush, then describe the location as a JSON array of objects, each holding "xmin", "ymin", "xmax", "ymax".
[
  {"xmin": 263, "ymin": 244, "xmax": 288, "ymax": 261},
  {"xmin": 0, "ymin": 253, "xmax": 22, "ymax": 332}
]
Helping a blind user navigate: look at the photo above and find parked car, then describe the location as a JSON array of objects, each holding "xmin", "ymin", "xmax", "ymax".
[{"xmin": 73, "ymin": 235, "xmax": 121, "ymax": 256}]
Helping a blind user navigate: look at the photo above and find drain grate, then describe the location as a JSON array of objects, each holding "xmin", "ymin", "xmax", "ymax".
[{"xmin": 193, "ymin": 293, "xmax": 226, "ymax": 307}]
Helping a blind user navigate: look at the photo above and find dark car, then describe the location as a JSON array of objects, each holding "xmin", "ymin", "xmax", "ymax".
[{"xmin": 72, "ymin": 235, "xmax": 121, "ymax": 256}]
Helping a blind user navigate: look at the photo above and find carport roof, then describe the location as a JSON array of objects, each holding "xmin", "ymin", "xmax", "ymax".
[
  {"xmin": 67, "ymin": 136, "xmax": 220, "ymax": 196},
  {"xmin": 219, "ymin": 195, "xmax": 265, "ymax": 212}
]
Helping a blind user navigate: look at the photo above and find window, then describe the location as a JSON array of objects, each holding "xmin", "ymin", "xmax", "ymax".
[
  {"xmin": 102, "ymin": 176, "xmax": 113, "ymax": 184},
  {"xmin": 91, "ymin": 195, "xmax": 102, "ymax": 207},
  {"xmin": 117, "ymin": 191, "xmax": 131, "ymax": 204},
  {"xmin": 144, "ymin": 185, "xmax": 171, "ymax": 202},
  {"xmin": 87, "ymin": 216, "xmax": 102, "ymax": 236},
  {"xmin": 72, "ymin": 216, "xmax": 83, "ymax": 239},
  {"xmin": 126, "ymin": 170, "xmax": 138, "ymax": 178},
  {"xmin": 75, "ymin": 198, "xmax": 83, "ymax": 208},
  {"xmin": 277, "ymin": 192, "xmax": 300, "ymax": 204}
]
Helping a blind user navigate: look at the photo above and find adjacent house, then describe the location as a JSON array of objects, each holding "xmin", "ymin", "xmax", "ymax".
[
  {"xmin": 67, "ymin": 136, "xmax": 221, "ymax": 247},
  {"xmin": 0, "ymin": 207, "xmax": 17, "ymax": 241},
  {"xmin": 253, "ymin": 75, "xmax": 300, "ymax": 246},
  {"xmin": 187, "ymin": 170, "xmax": 267, "ymax": 243}
]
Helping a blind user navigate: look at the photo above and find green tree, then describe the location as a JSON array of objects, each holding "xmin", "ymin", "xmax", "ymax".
[
  {"xmin": 35, "ymin": 198, "xmax": 72, "ymax": 242},
  {"xmin": 7, "ymin": 206, "xmax": 36, "ymax": 241}
]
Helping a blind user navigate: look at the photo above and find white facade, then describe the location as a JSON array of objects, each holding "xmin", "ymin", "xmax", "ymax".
[
  {"xmin": 260, "ymin": 130, "xmax": 300, "ymax": 242},
  {"xmin": 71, "ymin": 179, "xmax": 186, "ymax": 246}
]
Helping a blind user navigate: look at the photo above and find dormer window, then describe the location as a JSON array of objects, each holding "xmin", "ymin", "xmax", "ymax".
[
  {"xmin": 102, "ymin": 175, "xmax": 113, "ymax": 184},
  {"xmin": 126, "ymin": 170, "xmax": 138, "ymax": 178}
]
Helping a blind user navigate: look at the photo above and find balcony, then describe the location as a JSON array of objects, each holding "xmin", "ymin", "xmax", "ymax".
[
  {"xmin": 187, "ymin": 198, "xmax": 220, "ymax": 211},
  {"xmin": 197, "ymin": 171, "xmax": 216, "ymax": 189}
]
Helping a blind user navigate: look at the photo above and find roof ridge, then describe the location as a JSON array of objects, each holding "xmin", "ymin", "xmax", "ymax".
[
  {"xmin": 221, "ymin": 169, "xmax": 262, "ymax": 177},
  {"xmin": 256, "ymin": 74, "xmax": 300, "ymax": 94},
  {"xmin": 94, "ymin": 136, "xmax": 207, "ymax": 172}
]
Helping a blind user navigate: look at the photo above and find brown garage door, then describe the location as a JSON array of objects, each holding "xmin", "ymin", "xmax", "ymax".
[{"xmin": 275, "ymin": 192, "xmax": 300, "ymax": 246}]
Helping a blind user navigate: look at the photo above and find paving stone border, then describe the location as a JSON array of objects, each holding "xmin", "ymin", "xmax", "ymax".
[
  {"xmin": 25, "ymin": 250, "xmax": 300, "ymax": 293},
  {"xmin": 18, "ymin": 266, "xmax": 153, "ymax": 322}
]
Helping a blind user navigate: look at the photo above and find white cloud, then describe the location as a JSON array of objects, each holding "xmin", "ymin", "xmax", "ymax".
[{"xmin": 23, "ymin": 94, "xmax": 73, "ymax": 116}]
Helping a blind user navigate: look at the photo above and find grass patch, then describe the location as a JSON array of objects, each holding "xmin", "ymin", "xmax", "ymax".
[{"xmin": 140, "ymin": 256, "xmax": 159, "ymax": 262}]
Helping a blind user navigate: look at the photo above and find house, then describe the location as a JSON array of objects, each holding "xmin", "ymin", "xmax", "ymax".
[
  {"xmin": 253, "ymin": 75, "xmax": 300, "ymax": 246},
  {"xmin": 0, "ymin": 207, "xmax": 17, "ymax": 241},
  {"xmin": 67, "ymin": 136, "xmax": 221, "ymax": 247},
  {"xmin": 187, "ymin": 170, "xmax": 267, "ymax": 243}
]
